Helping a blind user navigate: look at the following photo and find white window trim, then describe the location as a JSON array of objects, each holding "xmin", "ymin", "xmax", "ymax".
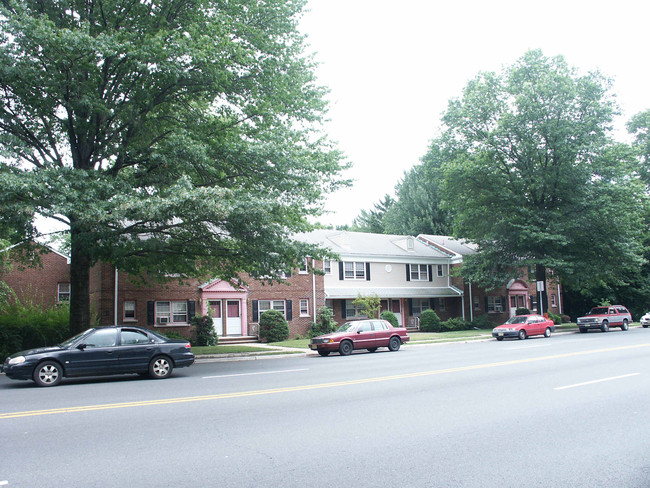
[
  {"xmin": 155, "ymin": 300, "xmax": 188, "ymax": 326},
  {"xmin": 410, "ymin": 264, "xmax": 429, "ymax": 281},
  {"xmin": 345, "ymin": 300, "xmax": 367, "ymax": 318},
  {"xmin": 344, "ymin": 261, "xmax": 366, "ymax": 280},
  {"xmin": 123, "ymin": 300, "xmax": 137, "ymax": 322},
  {"xmin": 299, "ymin": 299, "xmax": 310, "ymax": 317},
  {"xmin": 487, "ymin": 296, "xmax": 504, "ymax": 313},
  {"xmin": 298, "ymin": 257, "xmax": 309, "ymax": 274},
  {"xmin": 323, "ymin": 260, "xmax": 332, "ymax": 274},
  {"xmin": 437, "ymin": 265, "xmax": 444, "ymax": 277},
  {"xmin": 257, "ymin": 299, "xmax": 286, "ymax": 322},
  {"xmin": 58, "ymin": 283, "xmax": 70, "ymax": 302}
]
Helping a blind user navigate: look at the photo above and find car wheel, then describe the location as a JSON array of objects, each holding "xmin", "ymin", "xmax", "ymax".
[
  {"xmin": 388, "ymin": 336, "xmax": 401, "ymax": 351},
  {"xmin": 317, "ymin": 350, "xmax": 330, "ymax": 357},
  {"xmin": 338, "ymin": 340, "xmax": 353, "ymax": 356},
  {"xmin": 149, "ymin": 356, "xmax": 173, "ymax": 379},
  {"xmin": 496, "ymin": 337, "xmax": 504, "ymax": 341},
  {"xmin": 544, "ymin": 327, "xmax": 551, "ymax": 338},
  {"xmin": 367, "ymin": 348, "xmax": 378, "ymax": 353},
  {"xmin": 622, "ymin": 320, "xmax": 629, "ymax": 331},
  {"xmin": 601, "ymin": 320, "xmax": 609, "ymax": 333},
  {"xmin": 579, "ymin": 327, "xmax": 587, "ymax": 333},
  {"xmin": 33, "ymin": 360, "xmax": 63, "ymax": 387},
  {"xmin": 518, "ymin": 329, "xmax": 527, "ymax": 340},
  {"xmin": 643, "ymin": 324, "xmax": 649, "ymax": 328}
]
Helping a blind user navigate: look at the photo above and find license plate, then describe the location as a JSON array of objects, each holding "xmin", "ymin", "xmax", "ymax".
[{"xmin": 498, "ymin": 332, "xmax": 504, "ymax": 336}]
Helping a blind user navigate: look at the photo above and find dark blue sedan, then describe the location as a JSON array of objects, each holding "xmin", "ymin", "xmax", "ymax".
[{"xmin": 1, "ymin": 326, "xmax": 195, "ymax": 387}]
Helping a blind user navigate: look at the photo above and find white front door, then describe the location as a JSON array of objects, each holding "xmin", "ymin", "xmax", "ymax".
[
  {"xmin": 226, "ymin": 300, "xmax": 242, "ymax": 336},
  {"xmin": 208, "ymin": 300, "xmax": 223, "ymax": 336}
]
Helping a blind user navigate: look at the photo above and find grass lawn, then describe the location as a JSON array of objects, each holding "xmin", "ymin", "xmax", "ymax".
[{"xmin": 191, "ymin": 344, "xmax": 305, "ymax": 355}]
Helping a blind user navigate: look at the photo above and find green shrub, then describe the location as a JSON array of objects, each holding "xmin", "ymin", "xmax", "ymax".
[
  {"xmin": 0, "ymin": 298, "xmax": 70, "ymax": 360},
  {"xmin": 419, "ymin": 309, "xmax": 441, "ymax": 332},
  {"xmin": 259, "ymin": 309, "xmax": 290, "ymax": 342},
  {"xmin": 191, "ymin": 315, "xmax": 218, "ymax": 346},
  {"xmin": 470, "ymin": 314, "xmax": 495, "ymax": 329},
  {"xmin": 162, "ymin": 331, "xmax": 186, "ymax": 340},
  {"xmin": 516, "ymin": 307, "xmax": 531, "ymax": 316},
  {"xmin": 309, "ymin": 306, "xmax": 337, "ymax": 338},
  {"xmin": 441, "ymin": 317, "xmax": 469, "ymax": 331},
  {"xmin": 380, "ymin": 310, "xmax": 399, "ymax": 327},
  {"xmin": 548, "ymin": 313, "xmax": 562, "ymax": 325}
]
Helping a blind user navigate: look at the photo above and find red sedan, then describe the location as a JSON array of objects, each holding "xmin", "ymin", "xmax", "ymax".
[
  {"xmin": 492, "ymin": 314, "xmax": 555, "ymax": 341},
  {"xmin": 309, "ymin": 319, "xmax": 410, "ymax": 356}
]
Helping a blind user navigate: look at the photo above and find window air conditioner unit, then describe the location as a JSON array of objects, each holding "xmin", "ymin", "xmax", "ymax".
[{"xmin": 157, "ymin": 317, "xmax": 169, "ymax": 325}]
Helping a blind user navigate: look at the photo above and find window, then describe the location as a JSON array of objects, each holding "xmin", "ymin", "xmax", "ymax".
[
  {"xmin": 121, "ymin": 329, "xmax": 149, "ymax": 345},
  {"xmin": 437, "ymin": 265, "xmax": 444, "ymax": 277},
  {"xmin": 410, "ymin": 264, "xmax": 429, "ymax": 281},
  {"xmin": 85, "ymin": 328, "xmax": 117, "ymax": 348},
  {"xmin": 323, "ymin": 260, "xmax": 332, "ymax": 274},
  {"xmin": 438, "ymin": 298, "xmax": 445, "ymax": 312},
  {"xmin": 344, "ymin": 261, "xmax": 366, "ymax": 280},
  {"xmin": 124, "ymin": 301, "xmax": 136, "ymax": 321},
  {"xmin": 473, "ymin": 295, "xmax": 480, "ymax": 311},
  {"xmin": 300, "ymin": 299, "xmax": 309, "ymax": 317},
  {"xmin": 156, "ymin": 301, "xmax": 188, "ymax": 325},
  {"xmin": 411, "ymin": 298, "xmax": 431, "ymax": 315},
  {"xmin": 345, "ymin": 300, "xmax": 366, "ymax": 318},
  {"xmin": 257, "ymin": 300, "xmax": 286, "ymax": 321},
  {"xmin": 298, "ymin": 258, "xmax": 309, "ymax": 274},
  {"xmin": 551, "ymin": 294, "xmax": 557, "ymax": 307},
  {"xmin": 487, "ymin": 296, "xmax": 504, "ymax": 313},
  {"xmin": 58, "ymin": 283, "xmax": 70, "ymax": 302}
]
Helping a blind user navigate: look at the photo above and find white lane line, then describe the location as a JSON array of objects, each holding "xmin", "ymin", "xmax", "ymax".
[
  {"xmin": 555, "ymin": 373, "xmax": 640, "ymax": 390},
  {"xmin": 203, "ymin": 368, "xmax": 309, "ymax": 379}
]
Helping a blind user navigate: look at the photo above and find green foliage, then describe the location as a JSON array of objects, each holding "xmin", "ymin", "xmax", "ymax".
[
  {"xmin": 162, "ymin": 331, "xmax": 186, "ymax": 340},
  {"xmin": 547, "ymin": 313, "xmax": 562, "ymax": 325},
  {"xmin": 309, "ymin": 306, "xmax": 337, "ymax": 338},
  {"xmin": 0, "ymin": 0, "xmax": 347, "ymax": 333},
  {"xmin": 380, "ymin": 310, "xmax": 399, "ymax": 327},
  {"xmin": 259, "ymin": 310, "xmax": 290, "ymax": 343},
  {"xmin": 419, "ymin": 309, "xmax": 441, "ymax": 332},
  {"xmin": 353, "ymin": 293, "xmax": 381, "ymax": 319},
  {"xmin": 469, "ymin": 314, "xmax": 495, "ymax": 330},
  {"xmin": 191, "ymin": 315, "xmax": 218, "ymax": 347},
  {"xmin": 516, "ymin": 308, "xmax": 531, "ymax": 316},
  {"xmin": 352, "ymin": 195, "xmax": 395, "ymax": 233},
  {"xmin": 440, "ymin": 49, "xmax": 646, "ymax": 290},
  {"xmin": 441, "ymin": 317, "xmax": 469, "ymax": 331},
  {"xmin": 0, "ymin": 298, "xmax": 70, "ymax": 360}
]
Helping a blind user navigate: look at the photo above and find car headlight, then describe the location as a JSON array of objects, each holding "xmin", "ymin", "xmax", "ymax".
[{"xmin": 8, "ymin": 356, "xmax": 26, "ymax": 365}]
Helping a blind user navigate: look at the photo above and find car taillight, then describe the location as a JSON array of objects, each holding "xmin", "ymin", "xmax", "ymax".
[{"xmin": 185, "ymin": 343, "xmax": 191, "ymax": 349}]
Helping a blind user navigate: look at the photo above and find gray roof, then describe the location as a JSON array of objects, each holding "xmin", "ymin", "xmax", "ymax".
[
  {"xmin": 326, "ymin": 285, "xmax": 464, "ymax": 299},
  {"xmin": 295, "ymin": 229, "xmax": 451, "ymax": 261},
  {"xmin": 418, "ymin": 235, "xmax": 477, "ymax": 257}
]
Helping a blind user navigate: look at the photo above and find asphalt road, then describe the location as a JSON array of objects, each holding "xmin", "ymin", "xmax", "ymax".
[{"xmin": 2, "ymin": 328, "xmax": 650, "ymax": 488}]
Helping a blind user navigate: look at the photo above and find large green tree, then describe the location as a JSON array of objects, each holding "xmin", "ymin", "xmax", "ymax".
[
  {"xmin": 0, "ymin": 0, "xmax": 346, "ymax": 332},
  {"xmin": 440, "ymin": 50, "xmax": 646, "ymax": 307}
]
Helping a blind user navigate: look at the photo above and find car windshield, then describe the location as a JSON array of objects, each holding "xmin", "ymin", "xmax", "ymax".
[
  {"xmin": 335, "ymin": 322, "xmax": 357, "ymax": 333},
  {"xmin": 505, "ymin": 316, "xmax": 528, "ymax": 324},
  {"xmin": 588, "ymin": 307, "xmax": 609, "ymax": 315},
  {"xmin": 58, "ymin": 329, "xmax": 94, "ymax": 347}
]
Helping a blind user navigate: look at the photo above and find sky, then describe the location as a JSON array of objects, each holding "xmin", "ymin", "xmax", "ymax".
[{"xmin": 298, "ymin": 0, "xmax": 650, "ymax": 227}]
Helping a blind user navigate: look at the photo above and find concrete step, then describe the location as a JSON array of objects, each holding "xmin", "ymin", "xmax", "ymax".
[{"xmin": 218, "ymin": 335, "xmax": 260, "ymax": 345}]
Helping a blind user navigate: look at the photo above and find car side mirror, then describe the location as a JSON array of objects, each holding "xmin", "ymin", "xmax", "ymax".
[{"xmin": 77, "ymin": 343, "xmax": 87, "ymax": 351}]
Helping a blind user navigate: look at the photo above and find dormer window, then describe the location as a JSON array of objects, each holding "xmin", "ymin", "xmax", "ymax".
[{"xmin": 407, "ymin": 237, "xmax": 415, "ymax": 250}]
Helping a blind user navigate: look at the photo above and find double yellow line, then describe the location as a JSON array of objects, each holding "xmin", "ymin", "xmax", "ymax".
[{"xmin": 2, "ymin": 342, "xmax": 649, "ymax": 420}]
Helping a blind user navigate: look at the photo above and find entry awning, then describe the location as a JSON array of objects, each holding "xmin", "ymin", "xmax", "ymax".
[{"xmin": 325, "ymin": 286, "xmax": 463, "ymax": 300}]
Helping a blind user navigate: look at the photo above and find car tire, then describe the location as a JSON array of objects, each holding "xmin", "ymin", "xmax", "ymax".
[
  {"xmin": 388, "ymin": 336, "xmax": 401, "ymax": 351},
  {"xmin": 338, "ymin": 340, "xmax": 353, "ymax": 356},
  {"xmin": 33, "ymin": 360, "xmax": 63, "ymax": 387},
  {"xmin": 149, "ymin": 356, "xmax": 173, "ymax": 379},
  {"xmin": 601, "ymin": 320, "xmax": 609, "ymax": 333},
  {"xmin": 544, "ymin": 327, "xmax": 551, "ymax": 338},
  {"xmin": 317, "ymin": 350, "xmax": 330, "ymax": 357},
  {"xmin": 622, "ymin": 320, "xmax": 629, "ymax": 331},
  {"xmin": 518, "ymin": 330, "xmax": 527, "ymax": 340},
  {"xmin": 496, "ymin": 337, "xmax": 504, "ymax": 341},
  {"xmin": 643, "ymin": 324, "xmax": 649, "ymax": 328},
  {"xmin": 367, "ymin": 348, "xmax": 378, "ymax": 353},
  {"xmin": 579, "ymin": 327, "xmax": 587, "ymax": 333}
]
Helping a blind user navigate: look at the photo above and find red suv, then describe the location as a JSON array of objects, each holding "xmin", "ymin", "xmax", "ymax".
[{"xmin": 576, "ymin": 305, "xmax": 632, "ymax": 333}]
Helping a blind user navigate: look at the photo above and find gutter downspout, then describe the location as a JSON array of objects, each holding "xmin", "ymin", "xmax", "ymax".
[
  {"xmin": 312, "ymin": 258, "xmax": 317, "ymax": 321},
  {"xmin": 468, "ymin": 280, "xmax": 474, "ymax": 322},
  {"xmin": 114, "ymin": 267, "xmax": 119, "ymax": 326}
]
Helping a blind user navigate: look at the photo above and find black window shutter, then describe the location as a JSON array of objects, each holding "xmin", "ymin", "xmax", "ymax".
[
  {"xmin": 286, "ymin": 300, "xmax": 293, "ymax": 321},
  {"xmin": 430, "ymin": 298, "xmax": 435, "ymax": 310},
  {"xmin": 406, "ymin": 264, "xmax": 410, "ymax": 281},
  {"xmin": 365, "ymin": 262, "xmax": 371, "ymax": 281},
  {"xmin": 408, "ymin": 298, "xmax": 413, "ymax": 315},
  {"xmin": 339, "ymin": 261, "xmax": 344, "ymax": 280},
  {"xmin": 502, "ymin": 296, "xmax": 507, "ymax": 311},
  {"xmin": 252, "ymin": 300, "xmax": 259, "ymax": 322},
  {"xmin": 147, "ymin": 301, "xmax": 155, "ymax": 326},
  {"xmin": 188, "ymin": 300, "xmax": 196, "ymax": 321},
  {"xmin": 341, "ymin": 300, "xmax": 347, "ymax": 318},
  {"xmin": 428, "ymin": 265, "xmax": 433, "ymax": 282},
  {"xmin": 485, "ymin": 297, "xmax": 489, "ymax": 311}
]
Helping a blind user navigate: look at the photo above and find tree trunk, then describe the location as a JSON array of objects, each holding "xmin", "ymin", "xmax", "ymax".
[
  {"xmin": 69, "ymin": 225, "xmax": 92, "ymax": 334},
  {"xmin": 535, "ymin": 264, "xmax": 549, "ymax": 315}
]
